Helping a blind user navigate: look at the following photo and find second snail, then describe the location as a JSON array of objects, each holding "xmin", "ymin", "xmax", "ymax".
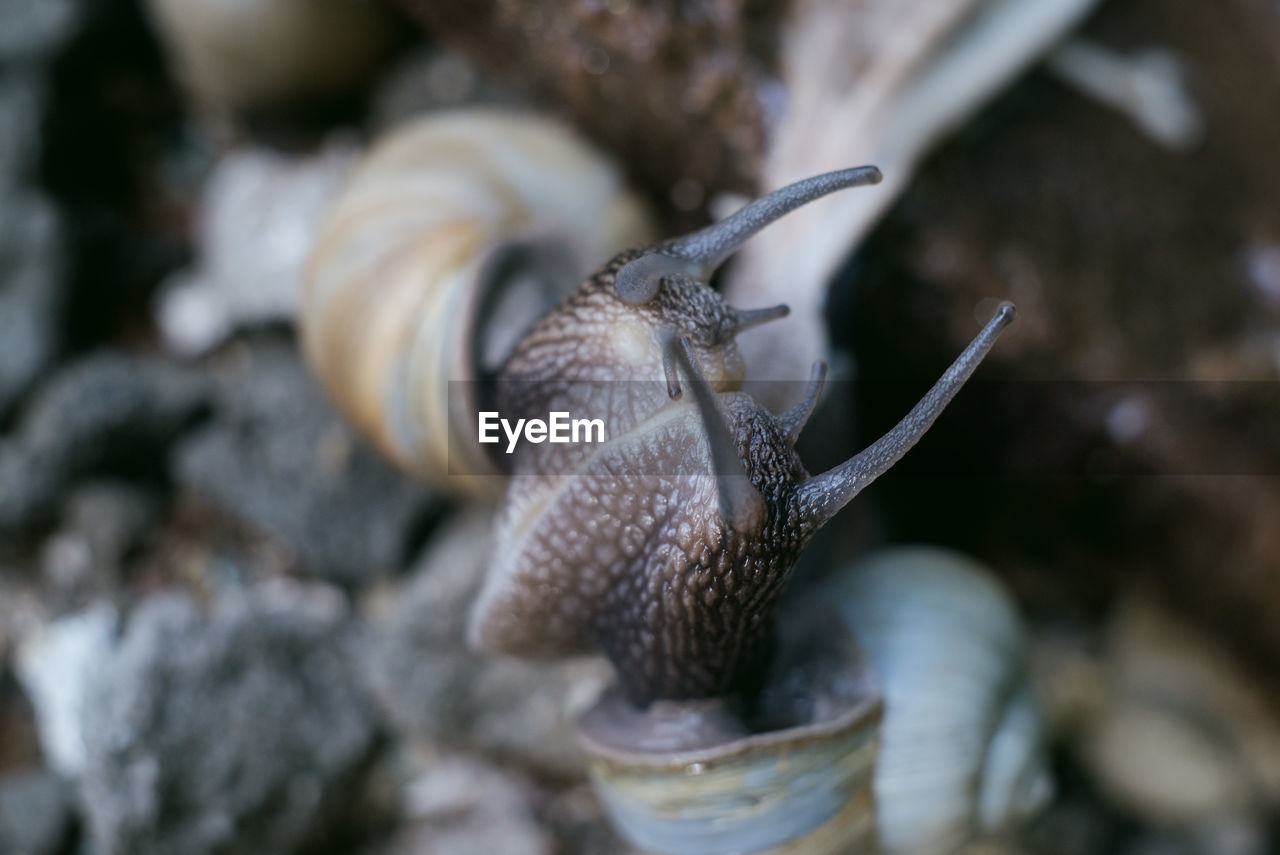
[{"xmin": 301, "ymin": 108, "xmax": 1044, "ymax": 854}]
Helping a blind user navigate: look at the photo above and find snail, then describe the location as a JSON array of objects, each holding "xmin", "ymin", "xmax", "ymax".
[
  {"xmin": 466, "ymin": 164, "xmax": 1016, "ymax": 705},
  {"xmin": 143, "ymin": 0, "xmax": 401, "ymax": 119},
  {"xmin": 299, "ymin": 108, "xmax": 655, "ymax": 494},
  {"xmin": 300, "ymin": 129, "xmax": 1039, "ymax": 851},
  {"xmin": 452, "ymin": 168, "xmax": 1032, "ymax": 853}
]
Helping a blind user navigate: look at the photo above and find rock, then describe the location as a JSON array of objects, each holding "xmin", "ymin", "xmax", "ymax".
[
  {"xmin": 0, "ymin": 73, "xmax": 43, "ymax": 186},
  {"xmin": 40, "ymin": 482, "xmax": 160, "ymax": 611},
  {"xmin": 79, "ymin": 583, "xmax": 381, "ymax": 855},
  {"xmin": 174, "ymin": 338, "xmax": 438, "ymax": 586},
  {"xmin": 0, "ymin": 191, "xmax": 63, "ymax": 418},
  {"xmin": 0, "ymin": 353, "xmax": 210, "ymax": 537},
  {"xmin": 153, "ymin": 140, "xmax": 356, "ymax": 356},
  {"xmin": 0, "ymin": 768, "xmax": 74, "ymax": 855},
  {"xmin": 538, "ymin": 782, "xmax": 636, "ymax": 855},
  {"xmin": 13, "ymin": 603, "xmax": 120, "ymax": 777},
  {"xmin": 375, "ymin": 750, "xmax": 553, "ymax": 855},
  {"xmin": 0, "ymin": 0, "xmax": 83, "ymax": 63},
  {"xmin": 365, "ymin": 508, "xmax": 610, "ymax": 776},
  {"xmin": 0, "ymin": 665, "xmax": 42, "ymax": 774}
]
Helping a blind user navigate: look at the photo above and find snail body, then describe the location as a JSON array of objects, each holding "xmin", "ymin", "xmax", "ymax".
[
  {"xmin": 466, "ymin": 167, "xmax": 1015, "ymax": 704},
  {"xmin": 299, "ymin": 135, "xmax": 1038, "ymax": 851},
  {"xmin": 300, "ymin": 108, "xmax": 654, "ymax": 494}
]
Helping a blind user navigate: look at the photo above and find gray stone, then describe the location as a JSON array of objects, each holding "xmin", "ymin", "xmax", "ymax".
[
  {"xmin": 13, "ymin": 603, "xmax": 120, "ymax": 777},
  {"xmin": 41, "ymin": 482, "xmax": 160, "ymax": 610},
  {"xmin": 366, "ymin": 508, "xmax": 610, "ymax": 776},
  {"xmin": 174, "ymin": 339, "xmax": 438, "ymax": 586},
  {"xmin": 0, "ymin": 191, "xmax": 63, "ymax": 417},
  {"xmin": 0, "ymin": 768, "xmax": 74, "ymax": 855},
  {"xmin": 0, "ymin": 353, "xmax": 210, "ymax": 536},
  {"xmin": 79, "ymin": 583, "xmax": 381, "ymax": 855},
  {"xmin": 0, "ymin": 73, "xmax": 43, "ymax": 187},
  {"xmin": 375, "ymin": 751, "xmax": 553, "ymax": 855},
  {"xmin": 0, "ymin": 0, "xmax": 83, "ymax": 62},
  {"xmin": 153, "ymin": 141, "xmax": 356, "ymax": 356}
]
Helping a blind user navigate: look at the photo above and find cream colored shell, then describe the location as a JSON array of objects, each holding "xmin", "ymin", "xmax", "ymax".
[
  {"xmin": 144, "ymin": 0, "xmax": 398, "ymax": 114},
  {"xmin": 300, "ymin": 108, "xmax": 654, "ymax": 494},
  {"xmin": 824, "ymin": 546, "xmax": 1052, "ymax": 855}
]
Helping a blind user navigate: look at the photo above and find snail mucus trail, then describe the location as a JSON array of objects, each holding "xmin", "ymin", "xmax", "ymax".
[{"xmin": 469, "ymin": 166, "xmax": 1016, "ymax": 713}]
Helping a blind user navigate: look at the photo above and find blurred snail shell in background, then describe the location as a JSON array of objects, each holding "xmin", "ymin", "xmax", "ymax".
[
  {"xmin": 299, "ymin": 108, "xmax": 655, "ymax": 494},
  {"xmin": 1080, "ymin": 595, "xmax": 1280, "ymax": 827},
  {"xmin": 143, "ymin": 0, "xmax": 401, "ymax": 116},
  {"xmin": 823, "ymin": 546, "xmax": 1052, "ymax": 855}
]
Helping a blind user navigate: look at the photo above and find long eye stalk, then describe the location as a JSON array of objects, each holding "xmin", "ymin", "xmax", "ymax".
[
  {"xmin": 665, "ymin": 333, "xmax": 766, "ymax": 534},
  {"xmin": 614, "ymin": 166, "xmax": 883, "ymax": 305},
  {"xmin": 795, "ymin": 302, "xmax": 1016, "ymax": 530}
]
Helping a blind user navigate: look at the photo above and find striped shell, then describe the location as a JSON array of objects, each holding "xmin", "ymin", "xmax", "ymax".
[
  {"xmin": 824, "ymin": 546, "xmax": 1052, "ymax": 855},
  {"xmin": 144, "ymin": 0, "xmax": 399, "ymax": 115},
  {"xmin": 300, "ymin": 108, "xmax": 654, "ymax": 494}
]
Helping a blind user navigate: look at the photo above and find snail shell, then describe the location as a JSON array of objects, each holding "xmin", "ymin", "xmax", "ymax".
[
  {"xmin": 300, "ymin": 108, "xmax": 655, "ymax": 494},
  {"xmin": 822, "ymin": 545, "xmax": 1052, "ymax": 855},
  {"xmin": 576, "ymin": 607, "xmax": 883, "ymax": 855},
  {"xmin": 576, "ymin": 546, "xmax": 1048, "ymax": 855},
  {"xmin": 144, "ymin": 0, "xmax": 400, "ymax": 116}
]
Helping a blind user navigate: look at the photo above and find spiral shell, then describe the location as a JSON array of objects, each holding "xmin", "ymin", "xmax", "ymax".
[
  {"xmin": 300, "ymin": 108, "xmax": 654, "ymax": 494},
  {"xmin": 144, "ymin": 0, "xmax": 400, "ymax": 116},
  {"xmin": 576, "ymin": 611, "xmax": 883, "ymax": 855},
  {"xmin": 823, "ymin": 546, "xmax": 1052, "ymax": 855}
]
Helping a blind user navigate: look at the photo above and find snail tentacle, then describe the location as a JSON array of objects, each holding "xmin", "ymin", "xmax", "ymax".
[
  {"xmin": 614, "ymin": 166, "xmax": 882, "ymax": 305},
  {"xmin": 795, "ymin": 302, "xmax": 1015, "ymax": 529},
  {"xmin": 666, "ymin": 333, "xmax": 765, "ymax": 534},
  {"xmin": 666, "ymin": 165, "xmax": 883, "ymax": 269},
  {"xmin": 776, "ymin": 361, "xmax": 828, "ymax": 444},
  {"xmin": 727, "ymin": 303, "xmax": 790, "ymax": 339},
  {"xmin": 615, "ymin": 253, "xmax": 699, "ymax": 305}
]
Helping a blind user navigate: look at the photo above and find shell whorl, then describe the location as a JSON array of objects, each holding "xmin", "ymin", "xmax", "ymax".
[
  {"xmin": 300, "ymin": 109, "xmax": 655, "ymax": 494},
  {"xmin": 824, "ymin": 546, "xmax": 1052, "ymax": 855},
  {"xmin": 144, "ymin": 0, "xmax": 399, "ymax": 115}
]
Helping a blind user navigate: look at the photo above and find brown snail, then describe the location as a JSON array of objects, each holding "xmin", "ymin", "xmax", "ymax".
[
  {"xmin": 466, "ymin": 166, "xmax": 1016, "ymax": 705},
  {"xmin": 301, "ymin": 130, "xmax": 1040, "ymax": 852}
]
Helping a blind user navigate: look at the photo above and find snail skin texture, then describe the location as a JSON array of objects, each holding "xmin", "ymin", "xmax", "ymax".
[
  {"xmin": 300, "ymin": 108, "xmax": 655, "ymax": 492},
  {"xmin": 465, "ymin": 165, "xmax": 1018, "ymax": 706}
]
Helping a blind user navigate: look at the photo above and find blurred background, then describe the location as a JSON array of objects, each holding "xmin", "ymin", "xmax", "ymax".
[{"xmin": 1, "ymin": 1, "xmax": 1279, "ymax": 853}]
